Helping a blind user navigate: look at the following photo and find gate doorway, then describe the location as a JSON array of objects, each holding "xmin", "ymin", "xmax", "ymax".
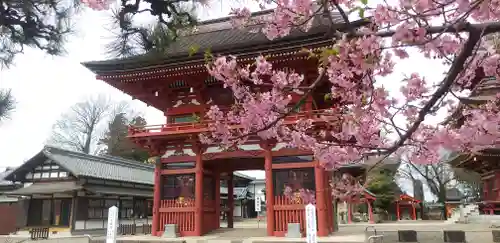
[{"xmin": 156, "ymin": 152, "xmax": 334, "ymax": 237}]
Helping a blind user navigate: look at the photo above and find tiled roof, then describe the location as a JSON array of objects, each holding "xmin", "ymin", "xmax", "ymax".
[
  {"xmin": 82, "ymin": 11, "xmax": 370, "ymax": 73},
  {"xmin": 0, "ymin": 170, "xmax": 14, "ymax": 186},
  {"xmin": 234, "ymin": 171, "xmax": 255, "ymax": 181},
  {"xmin": 220, "ymin": 187, "xmax": 251, "ymax": 200},
  {"xmin": 5, "ymin": 181, "xmax": 82, "ymax": 195},
  {"xmin": 446, "ymin": 188, "xmax": 465, "ymax": 201},
  {"xmin": 6, "ymin": 146, "xmax": 154, "ymax": 185}
]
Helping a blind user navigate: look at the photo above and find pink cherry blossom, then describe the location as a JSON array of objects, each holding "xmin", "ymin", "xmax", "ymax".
[
  {"xmin": 81, "ymin": 0, "xmax": 500, "ymax": 202},
  {"xmin": 81, "ymin": 0, "xmax": 111, "ymax": 10}
]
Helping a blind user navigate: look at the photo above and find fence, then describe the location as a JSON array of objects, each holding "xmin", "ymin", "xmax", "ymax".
[
  {"xmin": 118, "ymin": 224, "xmax": 152, "ymax": 236},
  {"xmin": 29, "ymin": 227, "xmax": 49, "ymax": 240}
]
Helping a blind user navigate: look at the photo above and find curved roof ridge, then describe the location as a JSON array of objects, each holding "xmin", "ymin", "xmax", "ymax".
[{"xmin": 43, "ymin": 145, "xmax": 154, "ymax": 170}]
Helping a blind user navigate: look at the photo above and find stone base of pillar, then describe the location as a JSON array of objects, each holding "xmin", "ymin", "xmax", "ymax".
[
  {"xmin": 162, "ymin": 224, "xmax": 180, "ymax": 238},
  {"xmin": 285, "ymin": 223, "xmax": 301, "ymax": 238}
]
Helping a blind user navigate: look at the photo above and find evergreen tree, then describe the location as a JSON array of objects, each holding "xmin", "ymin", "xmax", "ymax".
[
  {"xmin": 99, "ymin": 113, "xmax": 149, "ymax": 162},
  {"xmin": 367, "ymin": 169, "xmax": 399, "ymax": 213},
  {"xmin": 0, "ymin": 89, "xmax": 15, "ymax": 122},
  {"xmin": 0, "ymin": 0, "xmax": 75, "ymax": 67}
]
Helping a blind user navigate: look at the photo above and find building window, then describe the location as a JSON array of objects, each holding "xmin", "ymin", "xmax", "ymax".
[
  {"xmin": 23, "ymin": 161, "xmax": 71, "ymax": 182},
  {"xmin": 133, "ymin": 199, "xmax": 147, "ymax": 218},
  {"xmin": 121, "ymin": 200, "xmax": 134, "ymax": 219},
  {"xmin": 147, "ymin": 200, "xmax": 153, "ymax": 217},
  {"xmin": 88, "ymin": 199, "xmax": 104, "ymax": 219}
]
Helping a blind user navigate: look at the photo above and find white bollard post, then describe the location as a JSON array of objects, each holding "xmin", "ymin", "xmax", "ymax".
[
  {"xmin": 305, "ymin": 203, "xmax": 318, "ymax": 243},
  {"xmin": 106, "ymin": 206, "xmax": 119, "ymax": 243}
]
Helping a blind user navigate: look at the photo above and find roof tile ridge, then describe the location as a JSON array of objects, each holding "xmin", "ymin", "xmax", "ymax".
[
  {"xmin": 98, "ymin": 154, "xmax": 155, "ymax": 170},
  {"xmin": 43, "ymin": 146, "xmax": 153, "ymax": 170}
]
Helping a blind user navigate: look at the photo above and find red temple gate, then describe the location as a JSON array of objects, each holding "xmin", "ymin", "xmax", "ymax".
[
  {"xmin": 346, "ymin": 190, "xmax": 376, "ymax": 224},
  {"xmin": 147, "ymin": 141, "xmax": 335, "ymax": 236},
  {"xmin": 83, "ymin": 9, "xmax": 369, "ymax": 237},
  {"xmin": 396, "ymin": 194, "xmax": 420, "ymax": 220}
]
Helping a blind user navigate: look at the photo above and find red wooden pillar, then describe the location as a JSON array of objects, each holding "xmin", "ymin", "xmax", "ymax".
[
  {"xmin": 152, "ymin": 161, "xmax": 161, "ymax": 236},
  {"xmin": 396, "ymin": 202, "xmax": 400, "ymax": 220},
  {"xmin": 262, "ymin": 143, "xmax": 274, "ymax": 236},
  {"xmin": 324, "ymin": 171, "xmax": 333, "ymax": 232},
  {"xmin": 227, "ymin": 173, "xmax": 234, "ymax": 228},
  {"xmin": 367, "ymin": 201, "xmax": 374, "ymax": 223},
  {"xmin": 194, "ymin": 149, "xmax": 204, "ymax": 236},
  {"xmin": 347, "ymin": 203, "xmax": 352, "ymax": 224},
  {"xmin": 314, "ymin": 164, "xmax": 328, "ymax": 236},
  {"xmin": 412, "ymin": 203, "xmax": 416, "ymax": 220},
  {"xmin": 215, "ymin": 171, "xmax": 221, "ymax": 229}
]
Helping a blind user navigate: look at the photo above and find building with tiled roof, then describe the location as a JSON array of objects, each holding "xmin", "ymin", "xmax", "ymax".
[{"xmin": 3, "ymin": 145, "xmax": 155, "ymax": 236}]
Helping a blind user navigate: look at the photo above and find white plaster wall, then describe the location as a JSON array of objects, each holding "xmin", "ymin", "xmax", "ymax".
[
  {"xmin": 74, "ymin": 220, "xmax": 104, "ymax": 230},
  {"xmin": 132, "ymin": 218, "xmax": 149, "ymax": 226},
  {"xmin": 118, "ymin": 219, "xmax": 134, "ymax": 225},
  {"xmin": 234, "ymin": 201, "xmax": 242, "ymax": 217}
]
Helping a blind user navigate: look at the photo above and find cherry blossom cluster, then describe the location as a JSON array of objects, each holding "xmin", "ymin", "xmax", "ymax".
[
  {"xmin": 81, "ymin": 0, "xmax": 500, "ymax": 202},
  {"xmin": 283, "ymin": 186, "xmax": 317, "ymax": 204},
  {"xmin": 331, "ymin": 173, "xmax": 365, "ymax": 202},
  {"xmin": 81, "ymin": 0, "xmax": 110, "ymax": 10},
  {"xmin": 205, "ymin": 0, "xmax": 500, "ymax": 200}
]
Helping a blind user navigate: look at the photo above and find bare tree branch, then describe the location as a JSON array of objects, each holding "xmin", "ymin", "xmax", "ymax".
[{"xmin": 47, "ymin": 94, "xmax": 130, "ymax": 154}]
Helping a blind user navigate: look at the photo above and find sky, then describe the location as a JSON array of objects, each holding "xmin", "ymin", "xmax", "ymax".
[{"xmin": 0, "ymin": 1, "xmax": 451, "ymax": 199}]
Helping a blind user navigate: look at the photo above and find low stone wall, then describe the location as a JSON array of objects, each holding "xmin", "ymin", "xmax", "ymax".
[
  {"xmin": 0, "ymin": 236, "xmax": 91, "ymax": 243},
  {"xmin": 366, "ymin": 230, "xmax": 500, "ymax": 243}
]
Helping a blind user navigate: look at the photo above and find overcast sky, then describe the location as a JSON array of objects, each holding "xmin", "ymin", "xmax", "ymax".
[{"xmin": 0, "ymin": 2, "xmax": 449, "ymax": 195}]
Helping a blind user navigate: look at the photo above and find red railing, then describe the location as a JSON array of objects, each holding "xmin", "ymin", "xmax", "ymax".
[
  {"xmin": 158, "ymin": 198, "xmax": 219, "ymax": 236},
  {"xmin": 273, "ymin": 195, "xmax": 306, "ymax": 236},
  {"xmin": 159, "ymin": 199, "xmax": 195, "ymax": 235},
  {"xmin": 128, "ymin": 109, "xmax": 332, "ymax": 137}
]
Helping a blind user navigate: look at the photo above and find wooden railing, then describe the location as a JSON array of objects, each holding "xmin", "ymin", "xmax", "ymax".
[
  {"xmin": 273, "ymin": 195, "xmax": 306, "ymax": 236},
  {"xmin": 119, "ymin": 224, "xmax": 136, "ymax": 235},
  {"xmin": 29, "ymin": 227, "xmax": 49, "ymax": 240},
  {"xmin": 159, "ymin": 199, "xmax": 196, "ymax": 235},
  {"xmin": 118, "ymin": 223, "xmax": 152, "ymax": 235},
  {"xmin": 128, "ymin": 109, "xmax": 330, "ymax": 137}
]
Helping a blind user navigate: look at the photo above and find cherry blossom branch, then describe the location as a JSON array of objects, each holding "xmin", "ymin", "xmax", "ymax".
[
  {"xmin": 229, "ymin": 69, "xmax": 326, "ymax": 141},
  {"xmin": 385, "ymin": 25, "xmax": 486, "ymax": 154}
]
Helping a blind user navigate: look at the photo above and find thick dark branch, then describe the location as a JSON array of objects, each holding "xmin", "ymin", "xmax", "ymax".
[{"xmin": 384, "ymin": 23, "xmax": 488, "ymax": 154}]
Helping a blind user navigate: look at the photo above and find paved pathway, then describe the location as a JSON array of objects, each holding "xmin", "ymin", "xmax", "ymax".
[
  {"xmin": 3, "ymin": 219, "xmax": 496, "ymax": 243},
  {"xmin": 115, "ymin": 219, "xmax": 495, "ymax": 242}
]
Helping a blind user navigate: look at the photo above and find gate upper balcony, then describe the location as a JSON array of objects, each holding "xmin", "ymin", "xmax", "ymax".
[{"xmin": 127, "ymin": 109, "xmax": 332, "ymax": 140}]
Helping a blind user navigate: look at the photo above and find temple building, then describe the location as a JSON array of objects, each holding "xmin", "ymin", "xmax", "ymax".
[
  {"xmin": 446, "ymin": 72, "xmax": 499, "ymax": 214},
  {"xmin": 3, "ymin": 146, "xmax": 155, "ymax": 235},
  {"xmin": 82, "ymin": 9, "xmax": 371, "ymax": 237}
]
